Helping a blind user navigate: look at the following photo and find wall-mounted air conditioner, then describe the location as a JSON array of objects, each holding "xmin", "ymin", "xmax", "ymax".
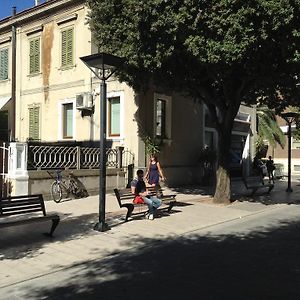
[{"xmin": 76, "ymin": 92, "xmax": 93, "ymax": 110}]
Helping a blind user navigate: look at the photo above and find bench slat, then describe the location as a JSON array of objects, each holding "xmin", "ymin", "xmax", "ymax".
[
  {"xmin": 1, "ymin": 208, "xmax": 44, "ymax": 217},
  {"xmin": 1, "ymin": 200, "xmax": 42, "ymax": 207}
]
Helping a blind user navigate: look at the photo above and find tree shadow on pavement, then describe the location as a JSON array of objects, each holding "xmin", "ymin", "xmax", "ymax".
[
  {"xmin": 15, "ymin": 218, "xmax": 300, "ymax": 300},
  {"xmin": 171, "ymin": 185, "xmax": 214, "ymax": 196},
  {"xmin": 0, "ymin": 212, "xmax": 126, "ymax": 260}
]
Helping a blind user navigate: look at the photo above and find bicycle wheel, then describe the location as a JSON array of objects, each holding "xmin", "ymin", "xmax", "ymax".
[{"xmin": 51, "ymin": 181, "xmax": 62, "ymax": 203}]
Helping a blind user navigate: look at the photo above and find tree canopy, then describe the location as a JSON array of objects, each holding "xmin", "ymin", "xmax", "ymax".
[
  {"xmin": 87, "ymin": 0, "xmax": 300, "ymax": 202},
  {"xmin": 87, "ymin": 0, "xmax": 300, "ymax": 105}
]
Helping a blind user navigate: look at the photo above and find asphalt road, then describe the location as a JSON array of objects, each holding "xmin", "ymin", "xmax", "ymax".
[{"xmin": 2, "ymin": 203, "xmax": 300, "ymax": 300}]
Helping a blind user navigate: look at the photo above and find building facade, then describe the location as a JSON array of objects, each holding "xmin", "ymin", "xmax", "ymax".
[{"xmin": 0, "ymin": 0, "xmax": 257, "ymax": 195}]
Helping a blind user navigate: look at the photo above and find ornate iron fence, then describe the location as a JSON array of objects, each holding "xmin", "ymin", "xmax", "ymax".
[{"xmin": 28, "ymin": 144, "xmax": 134, "ymax": 170}]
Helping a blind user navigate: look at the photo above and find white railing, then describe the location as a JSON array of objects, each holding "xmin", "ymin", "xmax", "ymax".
[{"xmin": 28, "ymin": 144, "xmax": 134, "ymax": 170}]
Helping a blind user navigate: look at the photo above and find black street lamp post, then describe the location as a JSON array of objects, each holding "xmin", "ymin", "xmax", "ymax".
[
  {"xmin": 281, "ymin": 112, "xmax": 299, "ymax": 193},
  {"xmin": 80, "ymin": 53, "xmax": 124, "ymax": 231}
]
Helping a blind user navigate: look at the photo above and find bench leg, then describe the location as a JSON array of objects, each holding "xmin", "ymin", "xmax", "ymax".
[
  {"xmin": 167, "ymin": 201, "xmax": 176, "ymax": 213},
  {"xmin": 44, "ymin": 218, "xmax": 60, "ymax": 237},
  {"xmin": 250, "ymin": 188, "xmax": 258, "ymax": 196},
  {"xmin": 268, "ymin": 185, "xmax": 274, "ymax": 193},
  {"xmin": 121, "ymin": 203, "xmax": 135, "ymax": 222}
]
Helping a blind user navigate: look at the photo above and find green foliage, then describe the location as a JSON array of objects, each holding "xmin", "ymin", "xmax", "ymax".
[
  {"xmin": 256, "ymin": 105, "xmax": 286, "ymax": 149},
  {"xmin": 87, "ymin": 0, "xmax": 300, "ymax": 109},
  {"xmin": 142, "ymin": 135, "xmax": 162, "ymax": 156}
]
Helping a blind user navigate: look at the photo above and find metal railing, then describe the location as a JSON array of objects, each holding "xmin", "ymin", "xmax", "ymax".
[{"xmin": 28, "ymin": 144, "xmax": 134, "ymax": 170}]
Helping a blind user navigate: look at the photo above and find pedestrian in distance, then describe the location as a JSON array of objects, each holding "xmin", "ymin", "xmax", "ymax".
[
  {"xmin": 145, "ymin": 154, "xmax": 166, "ymax": 198},
  {"xmin": 131, "ymin": 169, "xmax": 162, "ymax": 220},
  {"xmin": 145, "ymin": 154, "xmax": 166, "ymax": 187},
  {"xmin": 266, "ymin": 155, "xmax": 275, "ymax": 183}
]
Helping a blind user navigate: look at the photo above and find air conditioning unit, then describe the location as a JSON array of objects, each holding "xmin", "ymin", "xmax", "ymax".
[{"xmin": 76, "ymin": 92, "xmax": 93, "ymax": 110}]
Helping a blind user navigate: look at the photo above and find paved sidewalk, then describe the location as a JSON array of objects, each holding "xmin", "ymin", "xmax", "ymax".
[{"xmin": 1, "ymin": 178, "xmax": 300, "ymax": 299}]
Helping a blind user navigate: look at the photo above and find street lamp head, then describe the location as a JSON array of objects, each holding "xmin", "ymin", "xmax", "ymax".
[
  {"xmin": 80, "ymin": 52, "xmax": 125, "ymax": 81},
  {"xmin": 281, "ymin": 112, "xmax": 300, "ymax": 125}
]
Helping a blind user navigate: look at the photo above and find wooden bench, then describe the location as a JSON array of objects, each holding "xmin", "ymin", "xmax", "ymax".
[
  {"xmin": 114, "ymin": 186, "xmax": 177, "ymax": 221},
  {"xmin": 0, "ymin": 194, "xmax": 60, "ymax": 237},
  {"xmin": 242, "ymin": 176, "xmax": 274, "ymax": 196}
]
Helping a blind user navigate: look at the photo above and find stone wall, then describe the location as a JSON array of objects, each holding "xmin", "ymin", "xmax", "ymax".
[{"xmin": 27, "ymin": 168, "xmax": 126, "ymax": 200}]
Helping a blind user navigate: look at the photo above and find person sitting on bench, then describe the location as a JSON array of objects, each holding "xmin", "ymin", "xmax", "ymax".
[{"xmin": 131, "ymin": 169, "xmax": 162, "ymax": 220}]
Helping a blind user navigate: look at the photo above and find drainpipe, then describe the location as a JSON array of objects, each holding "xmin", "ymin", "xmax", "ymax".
[{"xmin": 10, "ymin": 6, "xmax": 16, "ymax": 142}]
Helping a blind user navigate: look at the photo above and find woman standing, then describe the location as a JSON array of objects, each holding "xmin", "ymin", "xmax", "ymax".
[{"xmin": 145, "ymin": 154, "xmax": 166, "ymax": 187}]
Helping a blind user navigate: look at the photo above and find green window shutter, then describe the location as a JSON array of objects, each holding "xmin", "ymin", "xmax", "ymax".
[
  {"xmin": 29, "ymin": 38, "xmax": 40, "ymax": 74},
  {"xmin": 61, "ymin": 28, "xmax": 73, "ymax": 67},
  {"xmin": 29, "ymin": 107, "xmax": 40, "ymax": 140},
  {"xmin": 0, "ymin": 48, "xmax": 8, "ymax": 80}
]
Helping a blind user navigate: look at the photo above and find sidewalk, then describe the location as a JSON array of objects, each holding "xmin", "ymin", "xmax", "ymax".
[{"xmin": 1, "ymin": 178, "xmax": 300, "ymax": 298}]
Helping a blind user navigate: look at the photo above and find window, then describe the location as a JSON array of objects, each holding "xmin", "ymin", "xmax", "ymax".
[
  {"xmin": 106, "ymin": 91, "xmax": 124, "ymax": 139},
  {"xmin": 292, "ymin": 137, "xmax": 300, "ymax": 149},
  {"xmin": 154, "ymin": 94, "xmax": 172, "ymax": 139},
  {"xmin": 0, "ymin": 111, "xmax": 8, "ymax": 141},
  {"xmin": 29, "ymin": 38, "xmax": 40, "ymax": 74},
  {"xmin": 204, "ymin": 131, "xmax": 215, "ymax": 150},
  {"xmin": 156, "ymin": 99, "xmax": 166, "ymax": 138},
  {"xmin": 62, "ymin": 103, "xmax": 73, "ymax": 138},
  {"xmin": 0, "ymin": 48, "xmax": 8, "ymax": 80},
  {"xmin": 61, "ymin": 28, "xmax": 74, "ymax": 68},
  {"xmin": 28, "ymin": 106, "xmax": 40, "ymax": 140},
  {"xmin": 108, "ymin": 97, "xmax": 120, "ymax": 136}
]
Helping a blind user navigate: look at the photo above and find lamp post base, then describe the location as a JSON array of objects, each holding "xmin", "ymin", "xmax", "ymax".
[
  {"xmin": 94, "ymin": 222, "xmax": 110, "ymax": 232},
  {"xmin": 286, "ymin": 187, "xmax": 293, "ymax": 193}
]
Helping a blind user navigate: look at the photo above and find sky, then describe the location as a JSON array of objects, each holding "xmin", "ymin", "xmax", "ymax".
[{"xmin": 0, "ymin": 0, "xmax": 46, "ymax": 20}]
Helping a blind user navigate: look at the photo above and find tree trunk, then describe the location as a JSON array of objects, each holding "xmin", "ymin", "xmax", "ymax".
[{"xmin": 213, "ymin": 125, "xmax": 232, "ymax": 204}]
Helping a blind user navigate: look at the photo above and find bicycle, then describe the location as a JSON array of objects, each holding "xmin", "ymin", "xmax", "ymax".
[{"xmin": 50, "ymin": 170, "xmax": 87, "ymax": 203}]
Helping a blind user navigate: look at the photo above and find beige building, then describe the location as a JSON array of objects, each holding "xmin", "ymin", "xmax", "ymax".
[
  {"xmin": 0, "ymin": 0, "xmax": 257, "ymax": 196},
  {"xmin": 266, "ymin": 115, "xmax": 300, "ymax": 176}
]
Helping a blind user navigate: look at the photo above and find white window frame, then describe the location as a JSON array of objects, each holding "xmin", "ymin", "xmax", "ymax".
[
  {"xmin": 153, "ymin": 93, "xmax": 172, "ymax": 140},
  {"xmin": 106, "ymin": 91, "xmax": 124, "ymax": 141},
  {"xmin": 58, "ymin": 98, "xmax": 76, "ymax": 140}
]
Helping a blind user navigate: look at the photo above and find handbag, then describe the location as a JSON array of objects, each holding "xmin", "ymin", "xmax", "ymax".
[{"xmin": 133, "ymin": 195, "xmax": 145, "ymax": 204}]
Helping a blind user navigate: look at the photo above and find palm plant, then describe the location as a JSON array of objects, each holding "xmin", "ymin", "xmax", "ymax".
[{"xmin": 256, "ymin": 105, "xmax": 285, "ymax": 155}]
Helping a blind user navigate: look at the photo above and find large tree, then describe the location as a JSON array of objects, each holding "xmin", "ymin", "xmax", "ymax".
[{"xmin": 87, "ymin": 0, "xmax": 300, "ymax": 203}]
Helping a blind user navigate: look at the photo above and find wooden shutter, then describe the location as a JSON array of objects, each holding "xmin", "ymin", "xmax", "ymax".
[
  {"xmin": 29, "ymin": 38, "xmax": 40, "ymax": 74},
  {"xmin": 61, "ymin": 28, "xmax": 73, "ymax": 67},
  {"xmin": 0, "ymin": 48, "xmax": 8, "ymax": 80},
  {"xmin": 29, "ymin": 107, "xmax": 40, "ymax": 140}
]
